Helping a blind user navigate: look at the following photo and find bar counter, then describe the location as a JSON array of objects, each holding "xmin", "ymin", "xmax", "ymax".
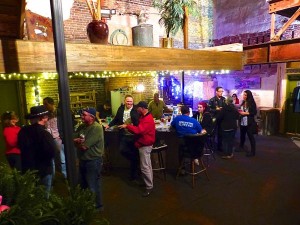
[{"xmin": 104, "ymin": 122, "xmax": 180, "ymax": 170}]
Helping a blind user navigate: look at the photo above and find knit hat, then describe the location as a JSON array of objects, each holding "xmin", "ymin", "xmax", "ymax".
[{"xmin": 136, "ymin": 101, "xmax": 148, "ymax": 109}]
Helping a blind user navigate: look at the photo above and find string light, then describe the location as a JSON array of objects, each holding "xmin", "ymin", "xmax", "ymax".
[{"xmin": 0, "ymin": 70, "xmax": 232, "ymax": 81}]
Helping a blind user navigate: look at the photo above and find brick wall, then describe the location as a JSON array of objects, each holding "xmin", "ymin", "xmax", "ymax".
[
  {"xmin": 61, "ymin": 0, "xmax": 212, "ymax": 48},
  {"xmin": 107, "ymin": 76, "xmax": 157, "ymax": 102},
  {"xmin": 24, "ymin": 76, "xmax": 158, "ymax": 111},
  {"xmin": 213, "ymin": 0, "xmax": 300, "ymax": 46},
  {"xmin": 25, "ymin": 78, "xmax": 106, "ymax": 111}
]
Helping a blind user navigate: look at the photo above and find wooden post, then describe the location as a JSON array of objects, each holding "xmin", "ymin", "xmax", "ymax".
[
  {"xmin": 183, "ymin": 6, "xmax": 189, "ymax": 49},
  {"xmin": 270, "ymin": 13, "xmax": 275, "ymax": 41}
]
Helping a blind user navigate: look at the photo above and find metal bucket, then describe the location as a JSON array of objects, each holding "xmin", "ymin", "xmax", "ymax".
[{"xmin": 132, "ymin": 24, "xmax": 153, "ymax": 47}]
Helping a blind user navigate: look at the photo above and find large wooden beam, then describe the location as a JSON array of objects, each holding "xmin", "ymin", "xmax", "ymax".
[
  {"xmin": 0, "ymin": 39, "xmax": 243, "ymax": 73},
  {"xmin": 244, "ymin": 38, "xmax": 300, "ymax": 64}
]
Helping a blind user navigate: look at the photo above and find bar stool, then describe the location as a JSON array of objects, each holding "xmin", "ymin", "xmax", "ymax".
[
  {"xmin": 203, "ymin": 126, "xmax": 217, "ymax": 167},
  {"xmin": 176, "ymin": 133, "xmax": 209, "ymax": 188},
  {"xmin": 151, "ymin": 144, "xmax": 167, "ymax": 181}
]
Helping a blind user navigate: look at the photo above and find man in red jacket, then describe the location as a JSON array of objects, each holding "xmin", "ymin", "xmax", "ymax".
[{"xmin": 119, "ymin": 101, "xmax": 155, "ymax": 197}]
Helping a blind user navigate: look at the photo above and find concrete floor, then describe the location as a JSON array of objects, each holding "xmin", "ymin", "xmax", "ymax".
[{"xmin": 95, "ymin": 134, "xmax": 300, "ymax": 225}]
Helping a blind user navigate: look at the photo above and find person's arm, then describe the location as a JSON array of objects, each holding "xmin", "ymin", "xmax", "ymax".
[
  {"xmin": 208, "ymin": 97, "xmax": 217, "ymax": 115},
  {"xmin": 107, "ymin": 106, "xmax": 122, "ymax": 128}
]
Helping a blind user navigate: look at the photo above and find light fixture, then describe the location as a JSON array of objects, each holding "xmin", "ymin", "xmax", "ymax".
[{"xmin": 136, "ymin": 84, "xmax": 145, "ymax": 92}]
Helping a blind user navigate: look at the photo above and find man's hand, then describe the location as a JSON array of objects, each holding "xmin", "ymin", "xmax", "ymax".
[{"xmin": 118, "ymin": 124, "xmax": 127, "ymax": 129}]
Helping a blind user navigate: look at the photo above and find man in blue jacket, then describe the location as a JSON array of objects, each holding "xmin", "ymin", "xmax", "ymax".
[{"xmin": 171, "ymin": 105, "xmax": 205, "ymax": 166}]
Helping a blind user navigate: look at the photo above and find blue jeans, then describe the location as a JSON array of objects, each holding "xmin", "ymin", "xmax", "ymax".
[
  {"xmin": 222, "ymin": 130, "xmax": 236, "ymax": 156},
  {"xmin": 79, "ymin": 158, "xmax": 103, "ymax": 208},
  {"xmin": 41, "ymin": 174, "xmax": 53, "ymax": 199},
  {"xmin": 60, "ymin": 144, "xmax": 67, "ymax": 178}
]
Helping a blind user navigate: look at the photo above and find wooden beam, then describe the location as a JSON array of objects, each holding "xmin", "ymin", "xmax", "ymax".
[
  {"xmin": 269, "ymin": 0, "xmax": 300, "ymax": 14},
  {"xmin": 271, "ymin": 7, "xmax": 300, "ymax": 41},
  {"xmin": 243, "ymin": 45, "xmax": 269, "ymax": 65},
  {"xmin": 243, "ymin": 38, "xmax": 300, "ymax": 64},
  {"xmin": 270, "ymin": 41, "xmax": 300, "ymax": 62},
  {"xmin": 17, "ymin": 0, "xmax": 26, "ymax": 39},
  {"xmin": 0, "ymin": 39, "xmax": 243, "ymax": 73}
]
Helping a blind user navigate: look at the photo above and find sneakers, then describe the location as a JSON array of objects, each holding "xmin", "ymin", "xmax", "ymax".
[
  {"xmin": 142, "ymin": 188, "xmax": 153, "ymax": 197},
  {"xmin": 222, "ymin": 154, "xmax": 234, "ymax": 159}
]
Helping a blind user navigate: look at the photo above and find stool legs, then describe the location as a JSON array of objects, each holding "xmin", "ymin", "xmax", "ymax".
[
  {"xmin": 177, "ymin": 157, "xmax": 209, "ymax": 188},
  {"xmin": 151, "ymin": 147, "xmax": 167, "ymax": 181}
]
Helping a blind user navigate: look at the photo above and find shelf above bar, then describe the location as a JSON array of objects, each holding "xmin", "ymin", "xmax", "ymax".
[{"xmin": 0, "ymin": 39, "xmax": 243, "ymax": 74}]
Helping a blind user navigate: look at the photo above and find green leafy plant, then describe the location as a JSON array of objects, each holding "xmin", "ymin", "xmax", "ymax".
[
  {"xmin": 0, "ymin": 163, "xmax": 109, "ymax": 225},
  {"xmin": 153, "ymin": 0, "xmax": 199, "ymax": 38}
]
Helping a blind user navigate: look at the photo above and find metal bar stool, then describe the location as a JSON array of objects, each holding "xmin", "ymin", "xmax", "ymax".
[
  {"xmin": 203, "ymin": 128, "xmax": 217, "ymax": 167},
  {"xmin": 176, "ymin": 134, "xmax": 209, "ymax": 188},
  {"xmin": 151, "ymin": 144, "xmax": 167, "ymax": 181}
]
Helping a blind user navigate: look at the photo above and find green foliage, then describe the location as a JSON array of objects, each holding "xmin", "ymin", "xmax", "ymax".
[
  {"xmin": 0, "ymin": 164, "xmax": 108, "ymax": 225},
  {"xmin": 153, "ymin": 0, "xmax": 199, "ymax": 38}
]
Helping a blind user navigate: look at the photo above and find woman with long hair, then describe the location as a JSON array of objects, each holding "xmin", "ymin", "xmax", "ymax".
[
  {"xmin": 238, "ymin": 90, "xmax": 257, "ymax": 157},
  {"xmin": 1, "ymin": 111, "xmax": 21, "ymax": 170}
]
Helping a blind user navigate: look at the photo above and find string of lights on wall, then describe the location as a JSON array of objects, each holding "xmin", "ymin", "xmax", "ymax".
[{"xmin": 0, "ymin": 70, "xmax": 231, "ymax": 80}]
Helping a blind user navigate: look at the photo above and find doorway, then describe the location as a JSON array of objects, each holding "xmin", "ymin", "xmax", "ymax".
[{"xmin": 285, "ymin": 77, "xmax": 300, "ymax": 135}]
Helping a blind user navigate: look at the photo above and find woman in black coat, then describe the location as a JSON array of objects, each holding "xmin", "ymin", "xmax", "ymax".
[{"xmin": 238, "ymin": 90, "xmax": 257, "ymax": 157}]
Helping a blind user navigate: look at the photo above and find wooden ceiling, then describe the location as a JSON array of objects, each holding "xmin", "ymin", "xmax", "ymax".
[{"xmin": 0, "ymin": 0, "xmax": 26, "ymax": 39}]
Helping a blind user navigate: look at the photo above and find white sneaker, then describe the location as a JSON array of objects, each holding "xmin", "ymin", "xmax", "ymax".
[{"xmin": 194, "ymin": 159, "xmax": 199, "ymax": 165}]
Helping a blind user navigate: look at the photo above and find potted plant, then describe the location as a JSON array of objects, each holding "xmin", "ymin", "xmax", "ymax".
[{"xmin": 153, "ymin": 0, "xmax": 198, "ymax": 48}]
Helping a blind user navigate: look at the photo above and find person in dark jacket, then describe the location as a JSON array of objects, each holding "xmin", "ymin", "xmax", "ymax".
[
  {"xmin": 193, "ymin": 101, "xmax": 213, "ymax": 134},
  {"xmin": 217, "ymin": 97, "xmax": 240, "ymax": 159},
  {"xmin": 18, "ymin": 105, "xmax": 56, "ymax": 198},
  {"xmin": 105, "ymin": 95, "xmax": 140, "ymax": 180},
  {"xmin": 119, "ymin": 101, "xmax": 156, "ymax": 197},
  {"xmin": 238, "ymin": 90, "xmax": 257, "ymax": 157},
  {"xmin": 208, "ymin": 86, "xmax": 226, "ymax": 151}
]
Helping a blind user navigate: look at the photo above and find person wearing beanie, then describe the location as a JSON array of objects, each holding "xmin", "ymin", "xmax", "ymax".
[{"xmin": 74, "ymin": 107, "xmax": 105, "ymax": 211}]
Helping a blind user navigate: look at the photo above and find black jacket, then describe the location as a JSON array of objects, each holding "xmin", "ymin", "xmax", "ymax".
[
  {"xmin": 108, "ymin": 104, "xmax": 140, "ymax": 134},
  {"xmin": 18, "ymin": 123, "xmax": 56, "ymax": 178},
  {"xmin": 193, "ymin": 111, "xmax": 213, "ymax": 134},
  {"xmin": 217, "ymin": 103, "xmax": 240, "ymax": 131},
  {"xmin": 208, "ymin": 96, "xmax": 226, "ymax": 117},
  {"xmin": 239, "ymin": 100, "xmax": 257, "ymax": 133}
]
